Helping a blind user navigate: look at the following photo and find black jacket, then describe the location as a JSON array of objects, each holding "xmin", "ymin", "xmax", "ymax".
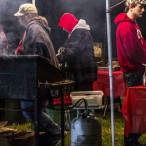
[
  {"xmin": 58, "ymin": 27, "xmax": 97, "ymax": 83},
  {"xmin": 22, "ymin": 17, "xmax": 59, "ymax": 68}
]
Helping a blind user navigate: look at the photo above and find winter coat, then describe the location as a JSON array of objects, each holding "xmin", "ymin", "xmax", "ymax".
[
  {"xmin": 18, "ymin": 17, "xmax": 59, "ymax": 68},
  {"xmin": 114, "ymin": 13, "xmax": 146, "ymax": 73},
  {"xmin": 57, "ymin": 19, "xmax": 97, "ymax": 83}
]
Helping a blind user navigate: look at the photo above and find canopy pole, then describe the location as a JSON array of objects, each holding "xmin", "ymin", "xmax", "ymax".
[
  {"xmin": 106, "ymin": 0, "xmax": 115, "ymax": 146},
  {"xmin": 32, "ymin": 0, "xmax": 35, "ymax": 6}
]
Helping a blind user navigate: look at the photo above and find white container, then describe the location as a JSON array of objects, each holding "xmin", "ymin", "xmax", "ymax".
[{"xmin": 70, "ymin": 91, "xmax": 104, "ymax": 107}]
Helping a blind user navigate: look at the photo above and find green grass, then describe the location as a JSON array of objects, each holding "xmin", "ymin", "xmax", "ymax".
[
  {"xmin": 99, "ymin": 110, "xmax": 124, "ymax": 146},
  {"xmin": 97, "ymin": 110, "xmax": 146, "ymax": 146},
  {"xmin": 7, "ymin": 109, "xmax": 146, "ymax": 146},
  {"xmin": 62, "ymin": 109, "xmax": 146, "ymax": 146},
  {"xmin": 63, "ymin": 110, "xmax": 125, "ymax": 146},
  {"xmin": 8, "ymin": 122, "xmax": 33, "ymax": 133}
]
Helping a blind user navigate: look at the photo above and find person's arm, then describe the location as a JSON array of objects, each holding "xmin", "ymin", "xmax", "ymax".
[
  {"xmin": 27, "ymin": 25, "xmax": 51, "ymax": 59},
  {"xmin": 122, "ymin": 25, "xmax": 146, "ymax": 64},
  {"xmin": 33, "ymin": 42, "xmax": 51, "ymax": 59},
  {"xmin": 57, "ymin": 29, "xmax": 90, "ymax": 63}
]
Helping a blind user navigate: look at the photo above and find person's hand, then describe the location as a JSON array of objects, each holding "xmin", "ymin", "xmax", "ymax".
[{"xmin": 56, "ymin": 47, "xmax": 65, "ymax": 56}]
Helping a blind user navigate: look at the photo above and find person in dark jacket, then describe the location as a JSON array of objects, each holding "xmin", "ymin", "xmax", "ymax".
[
  {"xmin": 114, "ymin": 0, "xmax": 146, "ymax": 146},
  {"xmin": 57, "ymin": 13, "xmax": 97, "ymax": 91},
  {"xmin": 14, "ymin": 3, "xmax": 61, "ymax": 146}
]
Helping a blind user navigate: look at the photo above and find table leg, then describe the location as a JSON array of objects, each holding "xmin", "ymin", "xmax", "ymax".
[
  {"xmin": 103, "ymin": 97, "xmax": 109, "ymax": 118},
  {"xmin": 61, "ymin": 91, "xmax": 64, "ymax": 146},
  {"xmin": 34, "ymin": 95, "xmax": 39, "ymax": 146},
  {"xmin": 103, "ymin": 96, "xmax": 122, "ymax": 118}
]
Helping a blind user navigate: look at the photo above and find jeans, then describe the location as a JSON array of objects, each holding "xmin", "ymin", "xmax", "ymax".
[
  {"xmin": 123, "ymin": 71, "xmax": 144, "ymax": 87},
  {"xmin": 21, "ymin": 100, "xmax": 61, "ymax": 144},
  {"xmin": 21, "ymin": 101, "xmax": 34, "ymax": 122}
]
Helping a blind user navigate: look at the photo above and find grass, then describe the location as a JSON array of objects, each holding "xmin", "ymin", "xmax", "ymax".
[
  {"xmin": 99, "ymin": 110, "xmax": 124, "ymax": 146},
  {"xmin": 98, "ymin": 110, "xmax": 146, "ymax": 146},
  {"xmin": 8, "ymin": 122, "xmax": 33, "ymax": 133},
  {"xmin": 7, "ymin": 108, "xmax": 146, "ymax": 146},
  {"xmin": 62, "ymin": 110, "xmax": 125, "ymax": 146}
]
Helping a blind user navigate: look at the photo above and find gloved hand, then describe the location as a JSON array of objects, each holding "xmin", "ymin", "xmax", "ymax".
[{"xmin": 56, "ymin": 47, "xmax": 65, "ymax": 56}]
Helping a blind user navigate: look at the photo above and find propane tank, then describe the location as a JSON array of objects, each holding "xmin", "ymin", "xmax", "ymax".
[{"xmin": 71, "ymin": 109, "xmax": 102, "ymax": 146}]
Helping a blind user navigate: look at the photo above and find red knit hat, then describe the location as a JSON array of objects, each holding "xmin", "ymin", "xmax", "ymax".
[{"xmin": 58, "ymin": 13, "xmax": 78, "ymax": 33}]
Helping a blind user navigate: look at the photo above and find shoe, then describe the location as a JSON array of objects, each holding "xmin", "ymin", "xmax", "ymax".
[
  {"xmin": 133, "ymin": 141, "xmax": 146, "ymax": 146},
  {"xmin": 47, "ymin": 134, "xmax": 61, "ymax": 146},
  {"xmin": 54, "ymin": 138, "xmax": 61, "ymax": 146},
  {"xmin": 40, "ymin": 131, "xmax": 67, "ymax": 146},
  {"xmin": 64, "ymin": 130, "xmax": 68, "ymax": 137},
  {"xmin": 124, "ymin": 141, "xmax": 146, "ymax": 146},
  {"xmin": 49, "ymin": 131, "xmax": 68, "ymax": 146}
]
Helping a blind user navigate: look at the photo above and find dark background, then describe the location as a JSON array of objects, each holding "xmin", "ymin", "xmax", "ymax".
[
  {"xmin": 0, "ymin": 0, "xmax": 146, "ymax": 61},
  {"xmin": 1, "ymin": 0, "xmax": 146, "ymax": 123}
]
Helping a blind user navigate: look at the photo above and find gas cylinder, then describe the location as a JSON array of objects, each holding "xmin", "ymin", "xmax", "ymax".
[{"xmin": 71, "ymin": 110, "xmax": 102, "ymax": 146}]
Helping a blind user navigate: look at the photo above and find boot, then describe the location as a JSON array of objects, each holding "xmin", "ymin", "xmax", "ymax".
[
  {"xmin": 124, "ymin": 133, "xmax": 145, "ymax": 146},
  {"xmin": 39, "ymin": 111, "xmax": 61, "ymax": 145}
]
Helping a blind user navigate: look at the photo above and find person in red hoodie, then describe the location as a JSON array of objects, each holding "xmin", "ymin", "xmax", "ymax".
[{"xmin": 114, "ymin": 0, "xmax": 146, "ymax": 146}]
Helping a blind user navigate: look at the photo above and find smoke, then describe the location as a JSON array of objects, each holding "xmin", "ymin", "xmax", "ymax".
[
  {"xmin": 0, "ymin": 0, "xmax": 31, "ymax": 55},
  {"xmin": 0, "ymin": 0, "xmax": 31, "ymax": 22},
  {"xmin": 0, "ymin": 0, "xmax": 126, "ymax": 56},
  {"xmin": 56, "ymin": 0, "xmax": 106, "ymax": 43},
  {"xmin": 52, "ymin": 0, "xmax": 125, "ymax": 59}
]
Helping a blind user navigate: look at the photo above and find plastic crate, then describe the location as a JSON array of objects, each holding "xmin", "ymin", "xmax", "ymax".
[{"xmin": 70, "ymin": 91, "xmax": 104, "ymax": 108}]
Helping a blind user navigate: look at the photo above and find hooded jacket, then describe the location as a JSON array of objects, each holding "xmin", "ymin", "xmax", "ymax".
[
  {"xmin": 18, "ymin": 16, "xmax": 59, "ymax": 68},
  {"xmin": 58, "ymin": 19, "xmax": 97, "ymax": 83},
  {"xmin": 58, "ymin": 13, "xmax": 78, "ymax": 33},
  {"xmin": 114, "ymin": 13, "xmax": 146, "ymax": 72}
]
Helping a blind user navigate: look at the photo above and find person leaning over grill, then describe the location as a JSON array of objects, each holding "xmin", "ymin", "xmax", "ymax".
[
  {"xmin": 114, "ymin": 0, "xmax": 146, "ymax": 145},
  {"xmin": 57, "ymin": 13, "xmax": 97, "ymax": 91},
  {"xmin": 14, "ymin": 3, "xmax": 61, "ymax": 146}
]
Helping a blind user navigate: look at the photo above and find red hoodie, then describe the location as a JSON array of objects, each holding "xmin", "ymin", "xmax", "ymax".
[
  {"xmin": 58, "ymin": 13, "xmax": 78, "ymax": 33},
  {"xmin": 114, "ymin": 13, "xmax": 146, "ymax": 72}
]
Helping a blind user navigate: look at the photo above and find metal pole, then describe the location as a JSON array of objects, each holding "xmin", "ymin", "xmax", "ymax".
[
  {"xmin": 110, "ymin": 0, "xmax": 126, "ymax": 9},
  {"xmin": 32, "ymin": 0, "xmax": 35, "ymax": 6},
  {"xmin": 34, "ymin": 88, "xmax": 39, "ymax": 146},
  {"xmin": 61, "ymin": 89, "xmax": 65, "ymax": 146},
  {"xmin": 106, "ymin": 0, "xmax": 115, "ymax": 146}
]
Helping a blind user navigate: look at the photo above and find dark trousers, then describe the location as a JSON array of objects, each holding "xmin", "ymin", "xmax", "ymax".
[
  {"xmin": 123, "ymin": 71, "xmax": 144, "ymax": 145},
  {"xmin": 21, "ymin": 101, "xmax": 61, "ymax": 145}
]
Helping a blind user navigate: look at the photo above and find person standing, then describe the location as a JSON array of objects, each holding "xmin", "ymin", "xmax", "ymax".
[
  {"xmin": 114, "ymin": 0, "xmax": 146, "ymax": 145},
  {"xmin": 14, "ymin": 3, "xmax": 61, "ymax": 146},
  {"xmin": 57, "ymin": 13, "xmax": 97, "ymax": 91}
]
